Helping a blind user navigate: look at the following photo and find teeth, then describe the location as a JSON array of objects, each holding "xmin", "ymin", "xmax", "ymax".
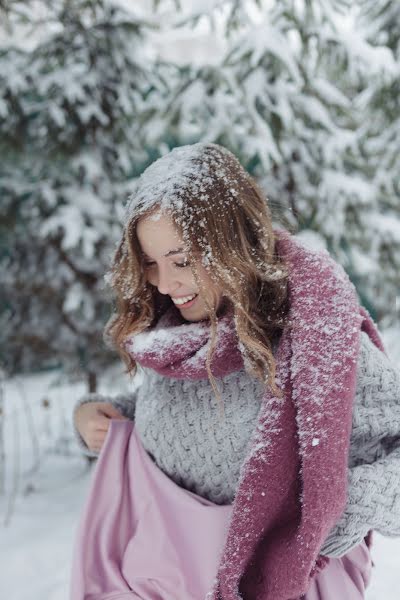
[{"xmin": 172, "ymin": 294, "xmax": 197, "ymax": 305}]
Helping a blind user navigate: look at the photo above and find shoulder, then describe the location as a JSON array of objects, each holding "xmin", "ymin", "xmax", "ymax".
[{"xmin": 356, "ymin": 331, "xmax": 400, "ymax": 403}]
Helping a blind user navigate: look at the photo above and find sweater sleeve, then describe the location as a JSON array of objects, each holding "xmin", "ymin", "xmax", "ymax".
[
  {"xmin": 320, "ymin": 331, "xmax": 400, "ymax": 558},
  {"xmin": 72, "ymin": 391, "xmax": 137, "ymax": 458}
]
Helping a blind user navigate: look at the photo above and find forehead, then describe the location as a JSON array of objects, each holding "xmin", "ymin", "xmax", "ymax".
[{"xmin": 136, "ymin": 213, "xmax": 183, "ymax": 255}]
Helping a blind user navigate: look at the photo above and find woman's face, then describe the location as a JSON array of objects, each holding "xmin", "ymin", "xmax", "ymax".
[{"xmin": 136, "ymin": 213, "xmax": 223, "ymax": 322}]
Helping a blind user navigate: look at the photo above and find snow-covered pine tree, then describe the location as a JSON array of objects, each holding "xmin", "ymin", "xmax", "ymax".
[
  {"xmin": 346, "ymin": 0, "xmax": 400, "ymax": 327},
  {"xmin": 150, "ymin": 0, "xmax": 399, "ymax": 327},
  {"xmin": 149, "ymin": 1, "xmax": 356, "ymax": 220},
  {"xmin": 0, "ymin": 0, "xmax": 163, "ymax": 388}
]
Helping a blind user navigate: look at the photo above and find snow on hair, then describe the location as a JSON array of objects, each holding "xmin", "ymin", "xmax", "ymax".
[{"xmin": 104, "ymin": 142, "xmax": 290, "ymax": 403}]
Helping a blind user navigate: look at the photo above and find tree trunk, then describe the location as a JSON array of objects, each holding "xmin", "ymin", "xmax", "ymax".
[{"xmin": 88, "ymin": 371, "xmax": 97, "ymax": 393}]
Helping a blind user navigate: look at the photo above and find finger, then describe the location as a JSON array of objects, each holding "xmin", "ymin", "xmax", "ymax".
[
  {"xmin": 90, "ymin": 414, "xmax": 112, "ymax": 432},
  {"xmin": 99, "ymin": 403, "xmax": 127, "ymax": 419}
]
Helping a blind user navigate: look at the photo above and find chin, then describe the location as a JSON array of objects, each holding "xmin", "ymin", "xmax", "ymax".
[{"xmin": 180, "ymin": 309, "xmax": 208, "ymax": 322}]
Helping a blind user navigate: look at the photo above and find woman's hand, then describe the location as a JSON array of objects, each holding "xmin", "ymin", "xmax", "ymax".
[{"xmin": 74, "ymin": 402, "xmax": 129, "ymax": 453}]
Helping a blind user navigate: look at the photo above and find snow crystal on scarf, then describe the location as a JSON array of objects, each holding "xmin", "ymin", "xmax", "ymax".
[
  {"xmin": 126, "ymin": 306, "xmax": 240, "ymax": 374},
  {"xmin": 125, "ymin": 314, "xmax": 208, "ymax": 361},
  {"xmin": 202, "ymin": 230, "xmax": 366, "ymax": 600}
]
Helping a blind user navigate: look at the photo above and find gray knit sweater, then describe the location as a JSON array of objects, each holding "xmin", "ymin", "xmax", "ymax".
[{"xmin": 72, "ymin": 331, "xmax": 400, "ymax": 559}]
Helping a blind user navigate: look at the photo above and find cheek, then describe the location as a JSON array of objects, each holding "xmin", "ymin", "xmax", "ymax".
[
  {"xmin": 195, "ymin": 263, "xmax": 210, "ymax": 284},
  {"xmin": 144, "ymin": 268, "xmax": 156, "ymax": 286},
  {"xmin": 144, "ymin": 266, "xmax": 196, "ymax": 288},
  {"xmin": 197, "ymin": 265, "xmax": 217, "ymax": 290},
  {"xmin": 196, "ymin": 267, "xmax": 221, "ymax": 299}
]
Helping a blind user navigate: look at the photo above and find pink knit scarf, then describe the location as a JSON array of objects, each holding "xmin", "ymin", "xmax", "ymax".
[{"xmin": 125, "ymin": 228, "xmax": 384, "ymax": 600}]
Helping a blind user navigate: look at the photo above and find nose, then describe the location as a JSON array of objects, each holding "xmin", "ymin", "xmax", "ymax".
[{"xmin": 154, "ymin": 265, "xmax": 179, "ymax": 297}]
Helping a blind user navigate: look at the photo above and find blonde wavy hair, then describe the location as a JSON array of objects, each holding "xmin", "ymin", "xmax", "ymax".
[{"xmin": 104, "ymin": 143, "xmax": 291, "ymax": 405}]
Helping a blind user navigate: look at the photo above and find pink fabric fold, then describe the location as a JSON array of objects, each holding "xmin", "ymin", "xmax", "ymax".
[
  {"xmin": 70, "ymin": 419, "xmax": 372, "ymax": 600},
  {"xmin": 70, "ymin": 419, "xmax": 232, "ymax": 600}
]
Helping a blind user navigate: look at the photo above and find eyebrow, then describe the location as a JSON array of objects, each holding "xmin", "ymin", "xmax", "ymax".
[{"xmin": 143, "ymin": 247, "xmax": 185, "ymax": 259}]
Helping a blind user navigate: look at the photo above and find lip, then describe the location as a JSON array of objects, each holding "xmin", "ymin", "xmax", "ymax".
[{"xmin": 172, "ymin": 294, "xmax": 198, "ymax": 308}]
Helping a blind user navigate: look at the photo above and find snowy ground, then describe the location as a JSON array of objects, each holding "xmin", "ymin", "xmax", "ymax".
[{"xmin": 1, "ymin": 334, "xmax": 400, "ymax": 600}]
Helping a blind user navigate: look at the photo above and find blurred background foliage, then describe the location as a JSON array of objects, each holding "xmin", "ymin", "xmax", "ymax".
[{"xmin": 0, "ymin": 0, "xmax": 399, "ymax": 388}]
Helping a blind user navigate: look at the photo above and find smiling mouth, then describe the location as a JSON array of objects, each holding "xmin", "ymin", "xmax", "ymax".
[{"xmin": 171, "ymin": 294, "xmax": 198, "ymax": 308}]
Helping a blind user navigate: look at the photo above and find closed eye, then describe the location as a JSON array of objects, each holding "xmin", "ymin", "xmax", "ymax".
[{"xmin": 144, "ymin": 261, "xmax": 190, "ymax": 269}]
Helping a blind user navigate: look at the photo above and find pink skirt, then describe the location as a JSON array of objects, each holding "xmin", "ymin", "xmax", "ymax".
[{"xmin": 70, "ymin": 420, "xmax": 373, "ymax": 600}]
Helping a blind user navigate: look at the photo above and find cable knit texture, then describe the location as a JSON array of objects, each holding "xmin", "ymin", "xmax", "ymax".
[{"xmin": 72, "ymin": 330, "xmax": 400, "ymax": 559}]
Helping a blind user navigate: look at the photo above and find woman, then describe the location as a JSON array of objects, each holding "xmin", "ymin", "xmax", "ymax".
[{"xmin": 71, "ymin": 142, "xmax": 400, "ymax": 600}]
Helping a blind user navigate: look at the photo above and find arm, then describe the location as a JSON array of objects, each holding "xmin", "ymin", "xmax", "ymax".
[
  {"xmin": 72, "ymin": 391, "xmax": 137, "ymax": 457},
  {"xmin": 320, "ymin": 332, "xmax": 400, "ymax": 557}
]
